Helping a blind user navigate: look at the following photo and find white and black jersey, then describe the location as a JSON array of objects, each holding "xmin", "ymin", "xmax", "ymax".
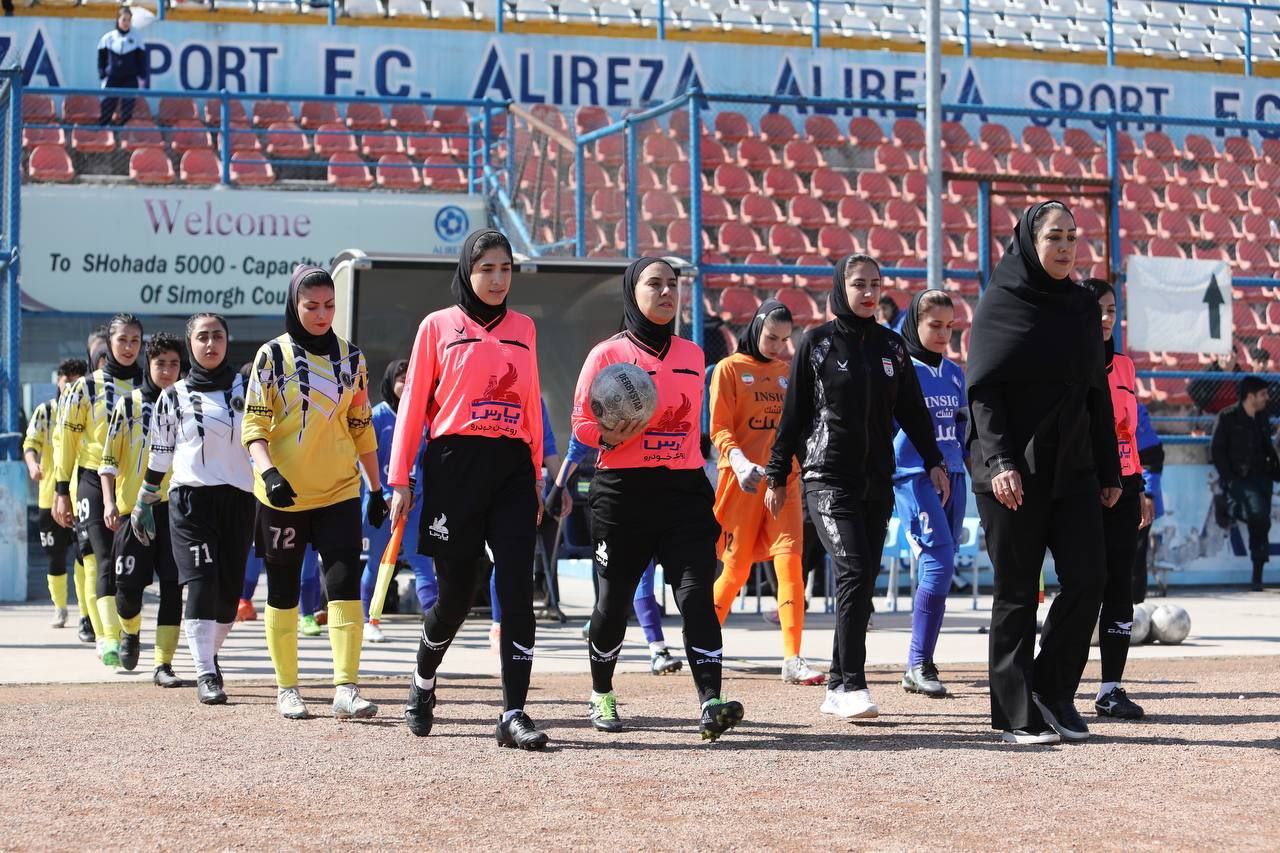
[
  {"xmin": 98, "ymin": 28, "xmax": 148, "ymax": 86},
  {"xmin": 149, "ymin": 375, "xmax": 253, "ymax": 494}
]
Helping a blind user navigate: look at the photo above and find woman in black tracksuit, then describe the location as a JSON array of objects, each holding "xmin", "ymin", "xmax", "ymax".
[{"xmin": 765, "ymin": 253, "xmax": 947, "ymax": 723}]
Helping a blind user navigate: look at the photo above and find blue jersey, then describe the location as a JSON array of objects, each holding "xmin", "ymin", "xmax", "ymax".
[
  {"xmin": 893, "ymin": 357, "xmax": 968, "ymax": 478},
  {"xmin": 564, "ymin": 434, "xmax": 594, "ymax": 466},
  {"xmin": 369, "ymin": 401, "xmax": 423, "ymax": 498},
  {"xmin": 1135, "ymin": 402, "xmax": 1160, "ymax": 452},
  {"xmin": 541, "ymin": 398, "xmax": 558, "ymax": 460}
]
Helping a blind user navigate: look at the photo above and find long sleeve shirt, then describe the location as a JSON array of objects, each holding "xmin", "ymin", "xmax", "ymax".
[
  {"xmin": 894, "ymin": 357, "xmax": 969, "ymax": 480},
  {"xmin": 101, "ymin": 390, "xmax": 172, "ymax": 512},
  {"xmin": 1211, "ymin": 403, "xmax": 1279, "ymax": 484},
  {"xmin": 242, "ymin": 335, "xmax": 376, "ymax": 509},
  {"xmin": 571, "ymin": 333, "xmax": 706, "ymax": 472},
  {"xmin": 151, "ymin": 377, "xmax": 254, "ymax": 494},
  {"xmin": 767, "ymin": 320, "xmax": 942, "ymax": 496},
  {"xmin": 1107, "ymin": 352, "xmax": 1143, "ymax": 480},
  {"xmin": 97, "ymin": 28, "xmax": 148, "ymax": 86},
  {"xmin": 53, "ymin": 369, "xmax": 138, "ymax": 488},
  {"xmin": 709, "ymin": 351, "xmax": 790, "ymax": 471},
  {"xmin": 23, "ymin": 397, "xmax": 59, "ymax": 510},
  {"xmin": 389, "ymin": 306, "xmax": 543, "ymax": 488}
]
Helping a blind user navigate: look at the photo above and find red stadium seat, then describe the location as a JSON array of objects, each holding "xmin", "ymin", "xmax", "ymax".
[
  {"xmin": 700, "ymin": 251, "xmax": 737, "ymax": 288},
  {"xmin": 1182, "ymin": 133, "xmax": 1217, "ymax": 163},
  {"xmin": 718, "ymin": 222, "xmax": 765, "ymax": 257},
  {"xmin": 594, "ymin": 134, "xmax": 625, "ymax": 168},
  {"xmin": 1234, "ymin": 301, "xmax": 1265, "ymax": 333},
  {"xmin": 1142, "ymin": 131, "xmax": 1178, "ymax": 163},
  {"xmin": 590, "ymin": 188, "xmax": 625, "ymax": 222},
  {"xmin": 580, "ymin": 160, "xmax": 612, "ymax": 192},
  {"xmin": 390, "ymin": 103, "xmax": 432, "ymax": 132},
  {"xmin": 230, "ymin": 151, "xmax": 275, "ymax": 186},
  {"xmin": 961, "ymin": 147, "xmax": 999, "ymax": 173},
  {"xmin": 714, "ymin": 163, "xmax": 756, "ymax": 200},
  {"xmin": 1223, "ymin": 136, "xmax": 1258, "ymax": 167},
  {"xmin": 23, "ymin": 126, "xmax": 66, "ymax": 149},
  {"xmin": 361, "ymin": 129, "xmax": 405, "ymax": 159},
  {"xmin": 314, "ymin": 123, "xmax": 358, "ymax": 157},
  {"xmin": 942, "ymin": 203, "xmax": 974, "ymax": 234},
  {"xmin": 979, "ymin": 123, "xmax": 1016, "ymax": 157},
  {"xmin": 1255, "ymin": 162, "xmax": 1280, "ymax": 189},
  {"xmin": 1242, "ymin": 213, "xmax": 1276, "ymax": 243},
  {"xmin": 783, "ymin": 140, "xmax": 824, "ymax": 174},
  {"xmin": 856, "ymin": 171, "xmax": 897, "ymax": 203},
  {"xmin": 265, "ymin": 122, "xmax": 311, "ymax": 158},
  {"xmin": 253, "ymin": 100, "xmax": 294, "ymax": 128},
  {"xmin": 1008, "ymin": 150, "xmax": 1044, "ymax": 177},
  {"xmin": 818, "ymin": 225, "xmax": 860, "ymax": 260},
  {"xmin": 837, "ymin": 197, "xmax": 878, "ymax": 231},
  {"xmin": 71, "ymin": 127, "xmax": 115, "ymax": 154},
  {"xmin": 884, "ymin": 199, "xmax": 925, "ymax": 233},
  {"xmin": 1200, "ymin": 211, "xmax": 1241, "ymax": 242},
  {"xmin": 375, "ymin": 153, "xmax": 421, "ymax": 189},
  {"xmin": 1148, "ymin": 238, "xmax": 1186, "ymax": 258},
  {"xmin": 422, "ymin": 155, "xmax": 468, "ymax": 191},
  {"xmin": 62, "ymin": 95, "xmax": 101, "ymax": 126},
  {"xmin": 204, "ymin": 98, "xmax": 250, "ymax": 128},
  {"xmin": 774, "ymin": 287, "xmax": 820, "ymax": 326},
  {"xmin": 1207, "ymin": 186, "xmax": 1247, "ymax": 216},
  {"xmin": 300, "ymin": 101, "xmax": 341, "ymax": 130},
  {"xmin": 1248, "ymin": 186, "xmax": 1280, "ymax": 216},
  {"xmin": 719, "ymin": 286, "xmax": 762, "ymax": 324},
  {"xmin": 1165, "ymin": 184, "xmax": 1203, "ymax": 213},
  {"xmin": 1050, "ymin": 151, "xmax": 1086, "ymax": 178},
  {"xmin": 538, "ymin": 189, "xmax": 574, "ymax": 222},
  {"xmin": 1021, "ymin": 125, "xmax": 1058, "ymax": 159},
  {"xmin": 665, "ymin": 220, "xmax": 712, "ymax": 255},
  {"xmin": 714, "ymin": 111, "xmax": 753, "ymax": 145},
  {"xmin": 620, "ymin": 164, "xmax": 662, "ymax": 194},
  {"xmin": 792, "ymin": 253, "xmax": 833, "ymax": 289},
  {"xmin": 1214, "ymin": 161, "xmax": 1250, "ymax": 190},
  {"xmin": 178, "ymin": 149, "xmax": 220, "ymax": 185},
  {"xmin": 575, "ymin": 105, "xmax": 610, "ymax": 135},
  {"xmin": 761, "ymin": 165, "xmax": 805, "ymax": 201},
  {"xmin": 169, "ymin": 120, "xmax": 214, "ymax": 154},
  {"xmin": 642, "ymin": 133, "xmax": 684, "ymax": 168},
  {"xmin": 346, "ymin": 103, "xmax": 387, "ymax": 132},
  {"xmin": 1122, "ymin": 184, "xmax": 1161, "ymax": 213},
  {"xmin": 666, "ymin": 161, "xmax": 710, "ymax": 196},
  {"xmin": 767, "ymin": 224, "xmax": 814, "ymax": 261},
  {"xmin": 665, "ymin": 109, "xmax": 707, "ymax": 141},
  {"xmin": 760, "ymin": 113, "xmax": 797, "ymax": 146},
  {"xmin": 1112, "ymin": 131, "xmax": 1136, "ymax": 162},
  {"xmin": 327, "ymin": 153, "xmax": 373, "ymax": 188},
  {"xmin": 156, "ymin": 97, "xmax": 198, "ymax": 127},
  {"xmin": 407, "ymin": 134, "xmax": 451, "ymax": 161},
  {"xmin": 742, "ymin": 253, "xmax": 788, "ymax": 288},
  {"xmin": 941, "ymin": 121, "xmax": 972, "ymax": 154},
  {"xmin": 810, "ymin": 167, "xmax": 852, "ymax": 201},
  {"xmin": 741, "ymin": 193, "xmax": 785, "ymax": 227},
  {"xmin": 1072, "ymin": 206, "xmax": 1104, "ymax": 238},
  {"xmin": 22, "ymin": 93, "xmax": 56, "ymax": 127},
  {"xmin": 1132, "ymin": 159, "xmax": 1170, "ymax": 190},
  {"xmin": 737, "ymin": 137, "xmax": 778, "ymax": 171},
  {"xmin": 697, "ymin": 138, "xmax": 731, "ymax": 169},
  {"xmin": 1157, "ymin": 211, "xmax": 1196, "ymax": 242},
  {"xmin": 28, "ymin": 144, "xmax": 75, "ymax": 182},
  {"xmin": 701, "ymin": 194, "xmax": 735, "ymax": 226},
  {"xmin": 1266, "ymin": 305, "xmax": 1280, "ymax": 334},
  {"xmin": 848, "ymin": 117, "xmax": 885, "ymax": 150},
  {"xmin": 804, "ymin": 115, "xmax": 844, "ymax": 149},
  {"xmin": 1237, "ymin": 242, "xmax": 1275, "ymax": 273},
  {"xmin": 893, "ymin": 118, "xmax": 925, "ymax": 152},
  {"xmin": 788, "ymin": 196, "xmax": 834, "ymax": 229},
  {"xmin": 642, "ymin": 190, "xmax": 684, "ymax": 226},
  {"xmin": 900, "ymin": 171, "xmax": 927, "ymax": 204},
  {"xmin": 1262, "ymin": 138, "xmax": 1280, "ymax": 164},
  {"xmin": 611, "ymin": 221, "xmax": 663, "ymax": 255},
  {"xmin": 868, "ymin": 228, "xmax": 908, "ymax": 264},
  {"xmin": 119, "ymin": 120, "xmax": 165, "ymax": 152},
  {"xmin": 1063, "ymin": 127, "xmax": 1098, "ymax": 158},
  {"xmin": 434, "ymin": 106, "xmax": 471, "ymax": 136},
  {"xmin": 1193, "ymin": 244, "xmax": 1230, "ymax": 263},
  {"xmin": 875, "ymin": 144, "xmax": 914, "ymax": 176}
]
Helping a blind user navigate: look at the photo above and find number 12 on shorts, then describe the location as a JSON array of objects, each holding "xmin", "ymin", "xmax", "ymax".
[{"xmin": 189, "ymin": 543, "xmax": 213, "ymax": 565}]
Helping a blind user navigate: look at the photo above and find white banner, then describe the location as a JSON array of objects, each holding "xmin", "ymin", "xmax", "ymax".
[
  {"xmin": 1125, "ymin": 256, "xmax": 1233, "ymax": 355},
  {"xmin": 21, "ymin": 185, "xmax": 483, "ymax": 314}
]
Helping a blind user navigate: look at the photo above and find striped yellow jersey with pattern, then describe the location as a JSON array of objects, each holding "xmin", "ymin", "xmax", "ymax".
[
  {"xmin": 101, "ymin": 389, "xmax": 173, "ymax": 513},
  {"xmin": 22, "ymin": 397, "xmax": 59, "ymax": 509},
  {"xmin": 53, "ymin": 369, "xmax": 138, "ymax": 481},
  {"xmin": 242, "ymin": 334, "xmax": 377, "ymax": 512}
]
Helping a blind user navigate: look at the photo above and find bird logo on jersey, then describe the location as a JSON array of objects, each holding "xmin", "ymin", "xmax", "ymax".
[
  {"xmin": 470, "ymin": 363, "xmax": 523, "ymax": 430},
  {"xmin": 643, "ymin": 394, "xmax": 692, "ymax": 455},
  {"xmin": 690, "ymin": 645, "xmax": 724, "ymax": 666},
  {"xmin": 429, "ymin": 513, "xmax": 450, "ymax": 542},
  {"xmin": 595, "ymin": 540, "xmax": 609, "ymax": 567},
  {"xmin": 511, "ymin": 640, "xmax": 535, "ymax": 662}
]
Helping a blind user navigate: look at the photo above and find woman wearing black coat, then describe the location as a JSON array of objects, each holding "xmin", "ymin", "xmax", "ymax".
[{"xmin": 966, "ymin": 201, "xmax": 1122, "ymax": 746}]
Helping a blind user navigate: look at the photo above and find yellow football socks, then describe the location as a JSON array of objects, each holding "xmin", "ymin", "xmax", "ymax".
[
  {"xmin": 72, "ymin": 560, "xmax": 87, "ymax": 619},
  {"xmin": 81, "ymin": 556, "xmax": 104, "ymax": 637},
  {"xmin": 96, "ymin": 593, "xmax": 121, "ymax": 643},
  {"xmin": 154, "ymin": 625, "xmax": 179, "ymax": 667},
  {"xmin": 120, "ymin": 613, "xmax": 143, "ymax": 635},
  {"xmin": 47, "ymin": 573, "xmax": 68, "ymax": 609},
  {"xmin": 328, "ymin": 600, "xmax": 364, "ymax": 686},
  {"xmin": 265, "ymin": 605, "xmax": 300, "ymax": 689}
]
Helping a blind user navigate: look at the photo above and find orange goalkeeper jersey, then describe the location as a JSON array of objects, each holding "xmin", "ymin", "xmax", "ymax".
[{"xmin": 709, "ymin": 352, "xmax": 791, "ymax": 471}]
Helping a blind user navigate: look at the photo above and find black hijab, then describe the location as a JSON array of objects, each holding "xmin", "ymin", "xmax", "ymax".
[
  {"xmin": 102, "ymin": 327, "xmax": 143, "ymax": 383},
  {"xmin": 831, "ymin": 255, "xmax": 880, "ymax": 335},
  {"xmin": 287, "ymin": 264, "xmax": 340, "ymax": 358},
  {"xmin": 737, "ymin": 298, "xmax": 792, "ymax": 362},
  {"xmin": 381, "ymin": 359, "xmax": 407, "ymax": 413},
  {"xmin": 185, "ymin": 317, "xmax": 236, "ymax": 393},
  {"xmin": 452, "ymin": 229, "xmax": 511, "ymax": 329},
  {"xmin": 622, "ymin": 257, "xmax": 675, "ymax": 358},
  {"xmin": 966, "ymin": 200, "xmax": 1101, "ymax": 389},
  {"xmin": 901, "ymin": 289, "xmax": 945, "ymax": 369}
]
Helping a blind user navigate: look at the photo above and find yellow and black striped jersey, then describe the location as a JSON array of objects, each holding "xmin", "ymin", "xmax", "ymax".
[
  {"xmin": 101, "ymin": 389, "xmax": 172, "ymax": 513},
  {"xmin": 242, "ymin": 334, "xmax": 377, "ymax": 512},
  {"xmin": 22, "ymin": 396, "xmax": 60, "ymax": 509},
  {"xmin": 53, "ymin": 369, "xmax": 138, "ymax": 482}
]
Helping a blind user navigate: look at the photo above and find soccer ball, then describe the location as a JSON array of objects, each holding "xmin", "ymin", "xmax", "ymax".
[
  {"xmin": 589, "ymin": 362, "xmax": 658, "ymax": 431},
  {"xmin": 1129, "ymin": 604, "xmax": 1151, "ymax": 645},
  {"xmin": 1135, "ymin": 602, "xmax": 1157, "ymax": 644},
  {"xmin": 1150, "ymin": 604, "xmax": 1191, "ymax": 644}
]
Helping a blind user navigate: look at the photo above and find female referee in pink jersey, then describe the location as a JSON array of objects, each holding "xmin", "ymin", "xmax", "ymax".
[
  {"xmin": 388, "ymin": 229, "xmax": 548, "ymax": 751},
  {"xmin": 572, "ymin": 257, "xmax": 744, "ymax": 742}
]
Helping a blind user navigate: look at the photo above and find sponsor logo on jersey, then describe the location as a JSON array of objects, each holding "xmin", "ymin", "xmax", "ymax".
[
  {"xmin": 429, "ymin": 513, "xmax": 450, "ymax": 542},
  {"xmin": 690, "ymin": 645, "xmax": 724, "ymax": 666},
  {"xmin": 836, "ymin": 360, "xmax": 849, "ymax": 372},
  {"xmin": 643, "ymin": 393, "xmax": 692, "ymax": 453},
  {"xmin": 511, "ymin": 640, "xmax": 535, "ymax": 662},
  {"xmin": 595, "ymin": 540, "xmax": 609, "ymax": 567},
  {"xmin": 470, "ymin": 364, "xmax": 523, "ymax": 428},
  {"xmin": 882, "ymin": 357, "xmax": 894, "ymax": 377}
]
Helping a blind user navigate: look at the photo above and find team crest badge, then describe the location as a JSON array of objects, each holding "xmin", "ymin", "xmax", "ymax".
[
  {"xmin": 882, "ymin": 358, "xmax": 894, "ymax": 377},
  {"xmin": 742, "ymin": 374, "xmax": 755, "ymax": 385}
]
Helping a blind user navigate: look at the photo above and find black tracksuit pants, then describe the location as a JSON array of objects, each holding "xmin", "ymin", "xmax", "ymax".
[
  {"xmin": 977, "ymin": 486, "xmax": 1105, "ymax": 732},
  {"xmin": 1098, "ymin": 485, "xmax": 1141, "ymax": 685}
]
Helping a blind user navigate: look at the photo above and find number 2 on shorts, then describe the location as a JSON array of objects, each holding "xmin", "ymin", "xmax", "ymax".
[
  {"xmin": 189, "ymin": 543, "xmax": 213, "ymax": 565},
  {"xmin": 270, "ymin": 526, "xmax": 296, "ymax": 551}
]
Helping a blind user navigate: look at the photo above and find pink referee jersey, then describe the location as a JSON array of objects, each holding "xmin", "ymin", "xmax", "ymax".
[
  {"xmin": 1108, "ymin": 351, "xmax": 1142, "ymax": 478},
  {"xmin": 388, "ymin": 305, "xmax": 543, "ymax": 488},
  {"xmin": 572, "ymin": 332, "xmax": 706, "ymax": 471}
]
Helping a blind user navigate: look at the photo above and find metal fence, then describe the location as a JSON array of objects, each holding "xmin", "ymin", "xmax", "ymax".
[{"xmin": 1, "ymin": 68, "xmax": 20, "ymax": 460}]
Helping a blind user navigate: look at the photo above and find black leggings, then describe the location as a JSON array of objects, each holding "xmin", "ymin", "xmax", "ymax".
[
  {"xmin": 588, "ymin": 468, "xmax": 722, "ymax": 705},
  {"xmin": 117, "ymin": 581, "xmax": 181, "ymax": 626},
  {"xmin": 1098, "ymin": 486, "xmax": 1141, "ymax": 685},
  {"xmin": 804, "ymin": 485, "xmax": 893, "ymax": 692},
  {"xmin": 265, "ymin": 550, "xmax": 361, "ymax": 609}
]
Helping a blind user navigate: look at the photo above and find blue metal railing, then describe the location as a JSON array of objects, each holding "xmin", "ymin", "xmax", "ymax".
[
  {"xmin": 136, "ymin": 0, "xmax": 1280, "ymax": 77},
  {"xmin": 2, "ymin": 68, "xmax": 20, "ymax": 457}
]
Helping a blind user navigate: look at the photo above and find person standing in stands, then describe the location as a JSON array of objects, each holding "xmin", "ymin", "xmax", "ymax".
[
  {"xmin": 24, "ymin": 358, "xmax": 88, "ymax": 630},
  {"xmin": 97, "ymin": 5, "xmax": 148, "ymax": 126},
  {"xmin": 966, "ymin": 201, "xmax": 1121, "ymax": 746},
  {"xmin": 1211, "ymin": 376, "xmax": 1279, "ymax": 591}
]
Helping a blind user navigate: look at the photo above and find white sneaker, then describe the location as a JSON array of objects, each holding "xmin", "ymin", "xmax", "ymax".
[
  {"xmin": 837, "ymin": 688, "xmax": 880, "ymax": 721},
  {"xmin": 50, "ymin": 606, "xmax": 68, "ymax": 628},
  {"xmin": 782, "ymin": 656, "xmax": 827, "ymax": 685},
  {"xmin": 820, "ymin": 686, "xmax": 844, "ymax": 715},
  {"xmin": 277, "ymin": 687, "xmax": 310, "ymax": 720},
  {"xmin": 95, "ymin": 638, "xmax": 105, "ymax": 661},
  {"xmin": 365, "ymin": 621, "xmax": 386, "ymax": 644},
  {"xmin": 333, "ymin": 683, "xmax": 378, "ymax": 720}
]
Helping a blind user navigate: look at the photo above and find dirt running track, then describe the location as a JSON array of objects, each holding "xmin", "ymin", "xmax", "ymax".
[{"xmin": 3, "ymin": 656, "xmax": 1277, "ymax": 851}]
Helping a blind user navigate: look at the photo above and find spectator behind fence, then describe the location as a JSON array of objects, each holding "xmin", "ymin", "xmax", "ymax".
[
  {"xmin": 1188, "ymin": 347, "xmax": 1243, "ymax": 415},
  {"xmin": 98, "ymin": 6, "xmax": 148, "ymax": 126},
  {"xmin": 1210, "ymin": 376, "xmax": 1280, "ymax": 591}
]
